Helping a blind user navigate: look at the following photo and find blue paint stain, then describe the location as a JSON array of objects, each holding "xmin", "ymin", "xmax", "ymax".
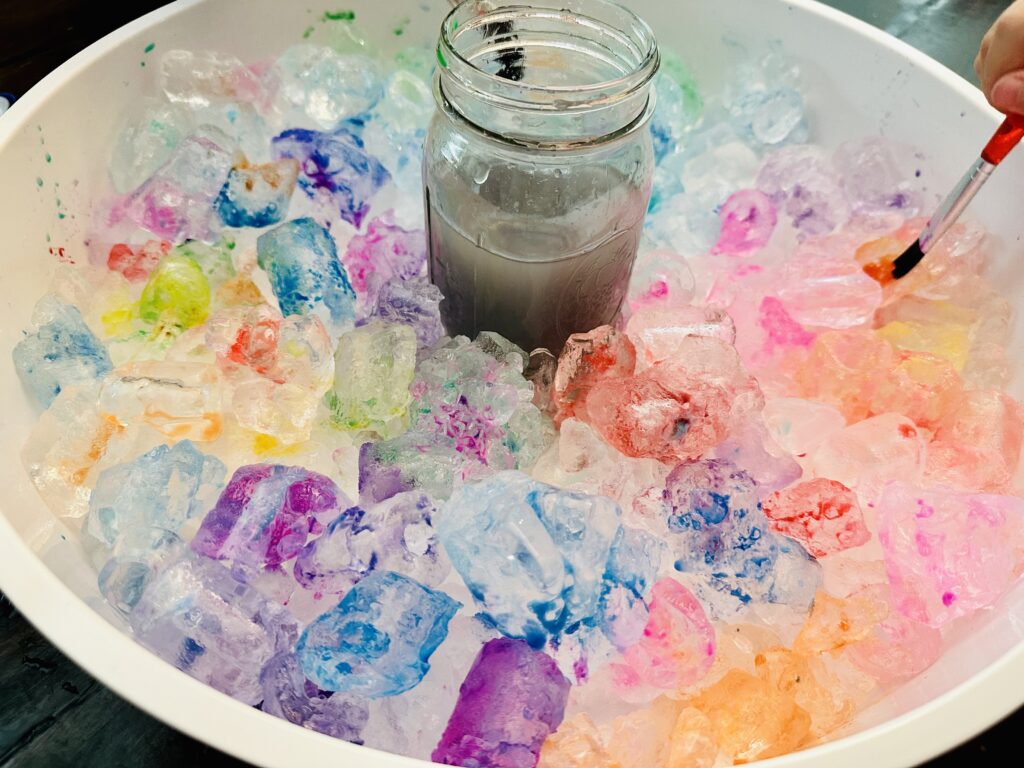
[
  {"xmin": 256, "ymin": 217, "xmax": 356, "ymax": 327},
  {"xmin": 271, "ymin": 126, "xmax": 389, "ymax": 229},
  {"xmin": 13, "ymin": 298, "xmax": 112, "ymax": 408},
  {"xmin": 179, "ymin": 637, "xmax": 206, "ymax": 668}
]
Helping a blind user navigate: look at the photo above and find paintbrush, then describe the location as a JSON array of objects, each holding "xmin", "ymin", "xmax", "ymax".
[{"xmin": 891, "ymin": 113, "xmax": 1024, "ymax": 280}]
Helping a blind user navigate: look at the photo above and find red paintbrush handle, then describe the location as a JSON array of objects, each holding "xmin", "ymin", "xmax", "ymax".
[{"xmin": 981, "ymin": 113, "xmax": 1024, "ymax": 165}]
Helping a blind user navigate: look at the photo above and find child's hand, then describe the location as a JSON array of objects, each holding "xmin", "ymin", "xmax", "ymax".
[{"xmin": 976, "ymin": 0, "xmax": 1024, "ymax": 115}]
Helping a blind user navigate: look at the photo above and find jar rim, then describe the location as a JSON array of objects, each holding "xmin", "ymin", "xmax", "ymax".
[
  {"xmin": 432, "ymin": 70, "xmax": 658, "ymax": 152},
  {"xmin": 438, "ymin": 0, "xmax": 660, "ymax": 112}
]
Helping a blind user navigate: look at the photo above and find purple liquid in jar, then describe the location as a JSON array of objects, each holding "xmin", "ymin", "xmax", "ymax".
[{"xmin": 426, "ymin": 164, "xmax": 650, "ymax": 352}]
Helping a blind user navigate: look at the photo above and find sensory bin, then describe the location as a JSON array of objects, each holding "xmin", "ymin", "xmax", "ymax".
[{"xmin": 9, "ymin": 7, "xmax": 1024, "ymax": 768}]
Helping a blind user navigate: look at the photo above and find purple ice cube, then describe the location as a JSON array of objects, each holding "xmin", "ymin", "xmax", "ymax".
[
  {"xmin": 259, "ymin": 652, "xmax": 369, "ymax": 741},
  {"xmin": 369, "ymin": 276, "xmax": 445, "ymax": 348},
  {"xmin": 342, "ymin": 214, "xmax": 426, "ymax": 312},
  {"xmin": 358, "ymin": 441, "xmax": 414, "ymax": 504},
  {"xmin": 756, "ymin": 145, "xmax": 848, "ymax": 236},
  {"xmin": 192, "ymin": 464, "xmax": 347, "ymax": 572},
  {"xmin": 129, "ymin": 554, "xmax": 298, "ymax": 705},
  {"xmin": 365, "ymin": 491, "xmax": 449, "ymax": 587},
  {"xmin": 432, "ymin": 638, "xmax": 570, "ymax": 768}
]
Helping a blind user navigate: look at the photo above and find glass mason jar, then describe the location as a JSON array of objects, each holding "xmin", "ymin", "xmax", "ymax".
[{"xmin": 423, "ymin": 0, "xmax": 659, "ymax": 353}]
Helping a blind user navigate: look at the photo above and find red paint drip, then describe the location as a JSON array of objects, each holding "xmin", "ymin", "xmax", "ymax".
[{"xmin": 48, "ymin": 246, "xmax": 74, "ymax": 264}]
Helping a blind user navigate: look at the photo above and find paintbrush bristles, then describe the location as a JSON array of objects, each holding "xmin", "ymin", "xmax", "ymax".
[{"xmin": 892, "ymin": 240, "xmax": 925, "ymax": 280}]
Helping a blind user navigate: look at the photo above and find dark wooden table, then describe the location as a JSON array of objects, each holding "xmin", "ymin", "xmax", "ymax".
[{"xmin": 0, "ymin": 1, "xmax": 1020, "ymax": 765}]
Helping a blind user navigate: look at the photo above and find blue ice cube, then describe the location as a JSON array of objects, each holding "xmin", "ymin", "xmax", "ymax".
[
  {"xmin": 86, "ymin": 440, "xmax": 225, "ymax": 548},
  {"xmin": 769, "ymin": 534, "xmax": 821, "ymax": 612},
  {"xmin": 665, "ymin": 458, "xmax": 821, "ymax": 617},
  {"xmin": 296, "ymin": 570, "xmax": 460, "ymax": 698},
  {"xmin": 530, "ymin": 479, "xmax": 621, "ymax": 629},
  {"xmin": 215, "ymin": 159, "xmax": 299, "ymax": 228},
  {"xmin": 438, "ymin": 471, "xmax": 621, "ymax": 647},
  {"xmin": 256, "ymin": 217, "xmax": 356, "ymax": 329},
  {"xmin": 272, "ymin": 127, "xmax": 389, "ymax": 228},
  {"xmin": 362, "ymin": 69, "xmax": 433, "ymax": 196},
  {"xmin": 13, "ymin": 295, "xmax": 112, "ymax": 408},
  {"xmin": 650, "ymin": 74, "xmax": 686, "ymax": 164}
]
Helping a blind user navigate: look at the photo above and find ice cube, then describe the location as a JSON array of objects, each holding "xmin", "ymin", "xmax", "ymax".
[
  {"xmin": 296, "ymin": 570, "xmax": 460, "ymax": 697},
  {"xmin": 13, "ymin": 295, "xmax": 112, "ymax": 408}
]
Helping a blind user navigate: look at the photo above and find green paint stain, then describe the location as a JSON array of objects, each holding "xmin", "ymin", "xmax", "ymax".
[
  {"xmin": 303, "ymin": 25, "xmax": 315, "ymax": 38},
  {"xmin": 140, "ymin": 61, "xmax": 147, "ymax": 67},
  {"xmin": 35, "ymin": 177, "xmax": 43, "ymax": 188},
  {"xmin": 323, "ymin": 9, "xmax": 355, "ymax": 21},
  {"xmin": 393, "ymin": 17, "xmax": 410, "ymax": 36},
  {"xmin": 44, "ymin": 153, "xmax": 51, "ymax": 163},
  {"xmin": 661, "ymin": 50, "xmax": 704, "ymax": 122},
  {"xmin": 58, "ymin": 213, "xmax": 66, "ymax": 220},
  {"xmin": 144, "ymin": 42, "xmax": 156, "ymax": 53},
  {"xmin": 46, "ymin": 233, "xmax": 51, "ymax": 243}
]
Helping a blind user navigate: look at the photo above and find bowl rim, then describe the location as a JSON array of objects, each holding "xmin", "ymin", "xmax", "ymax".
[{"xmin": 0, "ymin": 0, "xmax": 1020, "ymax": 766}]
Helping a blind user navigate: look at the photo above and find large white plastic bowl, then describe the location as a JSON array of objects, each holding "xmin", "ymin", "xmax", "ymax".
[{"xmin": 1, "ymin": 0, "xmax": 1023, "ymax": 765}]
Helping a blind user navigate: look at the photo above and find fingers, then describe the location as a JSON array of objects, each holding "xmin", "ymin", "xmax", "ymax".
[
  {"xmin": 975, "ymin": 30, "xmax": 992, "ymax": 79},
  {"xmin": 977, "ymin": 1, "xmax": 1024, "ymax": 106},
  {"xmin": 991, "ymin": 70, "xmax": 1024, "ymax": 114}
]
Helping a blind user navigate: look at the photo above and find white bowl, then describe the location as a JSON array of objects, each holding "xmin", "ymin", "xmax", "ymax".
[{"xmin": 1, "ymin": 1, "xmax": 1023, "ymax": 766}]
